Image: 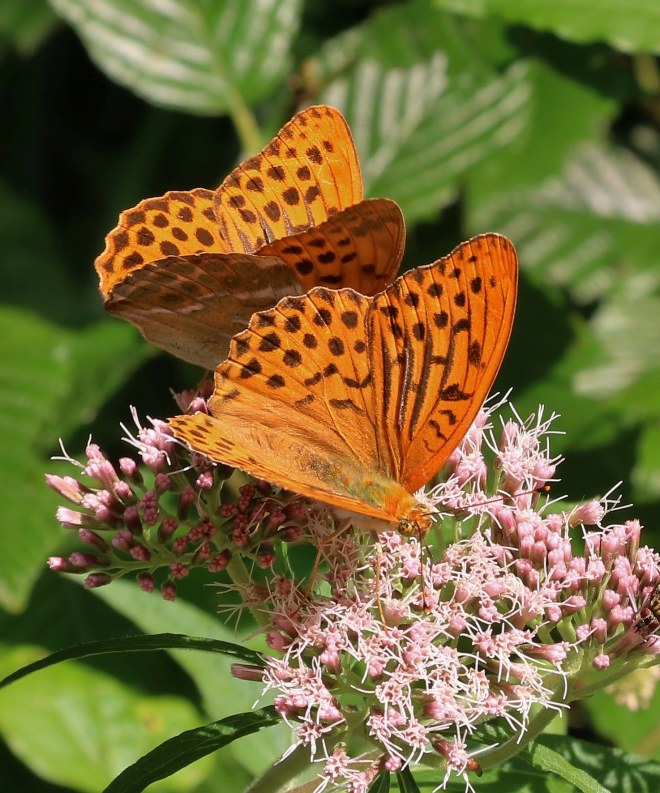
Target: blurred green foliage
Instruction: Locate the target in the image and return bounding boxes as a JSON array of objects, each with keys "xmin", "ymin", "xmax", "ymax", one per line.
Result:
[{"xmin": 2, "ymin": 0, "xmax": 660, "ymax": 790}]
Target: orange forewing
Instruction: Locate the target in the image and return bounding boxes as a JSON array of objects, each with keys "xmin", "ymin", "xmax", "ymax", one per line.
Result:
[
  {"xmin": 170, "ymin": 234, "xmax": 518, "ymax": 533},
  {"xmin": 214, "ymin": 105, "xmax": 363, "ymax": 253}
]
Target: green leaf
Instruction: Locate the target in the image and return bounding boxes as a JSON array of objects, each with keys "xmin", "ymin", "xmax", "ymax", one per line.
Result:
[
  {"xmin": 524, "ymin": 740, "xmax": 609, "ymax": 793},
  {"xmin": 317, "ymin": 1, "xmax": 533, "ymax": 225},
  {"xmin": 0, "ymin": 632, "xmax": 264, "ymax": 690},
  {"xmin": 633, "ymin": 418, "xmax": 660, "ymax": 501},
  {"xmin": 49, "ymin": 0, "xmax": 303, "ymax": 115},
  {"xmin": 582, "ymin": 684, "xmax": 660, "ymax": 760},
  {"xmin": 324, "ymin": 57, "xmax": 532, "ymax": 225},
  {"xmin": 0, "ymin": 0, "xmax": 57, "ymax": 53},
  {"xmin": 395, "ymin": 766, "xmax": 421, "ymax": 793},
  {"xmin": 0, "ymin": 645, "xmax": 208, "ymax": 792},
  {"xmin": 0, "ymin": 307, "xmax": 148, "ymax": 612},
  {"xmin": 103, "ymin": 706, "xmax": 280, "ymax": 793},
  {"xmin": 435, "ymin": 0, "xmax": 660, "ymax": 56},
  {"xmin": 473, "ymin": 143, "xmax": 660, "ymax": 303},
  {"xmin": 467, "ymin": 57, "xmax": 617, "ymax": 209},
  {"xmin": 413, "ymin": 760, "xmax": 573, "ymax": 792},
  {"xmin": 535, "ymin": 734, "xmax": 660, "ymax": 792},
  {"xmin": 572, "ymin": 293, "xmax": 660, "ymax": 400},
  {"xmin": 95, "ymin": 580, "xmax": 290, "ymax": 777},
  {"xmin": 368, "ymin": 771, "xmax": 391, "ymax": 792}
]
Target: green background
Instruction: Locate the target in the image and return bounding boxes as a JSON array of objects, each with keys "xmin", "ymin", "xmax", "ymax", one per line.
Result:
[{"xmin": 2, "ymin": 0, "xmax": 660, "ymax": 790}]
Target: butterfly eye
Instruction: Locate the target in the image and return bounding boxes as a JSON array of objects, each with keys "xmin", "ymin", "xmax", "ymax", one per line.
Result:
[{"xmin": 397, "ymin": 518, "xmax": 415, "ymax": 536}]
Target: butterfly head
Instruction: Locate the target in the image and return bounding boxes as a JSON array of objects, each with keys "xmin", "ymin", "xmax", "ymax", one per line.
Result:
[{"xmin": 397, "ymin": 507, "xmax": 432, "ymax": 538}]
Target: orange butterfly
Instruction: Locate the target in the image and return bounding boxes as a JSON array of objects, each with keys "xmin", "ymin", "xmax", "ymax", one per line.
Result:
[
  {"xmin": 169, "ymin": 234, "xmax": 518, "ymax": 537},
  {"xmin": 94, "ymin": 106, "xmax": 404, "ymax": 370}
]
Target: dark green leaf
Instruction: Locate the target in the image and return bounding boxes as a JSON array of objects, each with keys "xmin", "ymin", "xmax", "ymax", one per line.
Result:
[
  {"xmin": 0, "ymin": 0, "xmax": 57, "ymax": 53},
  {"xmin": 524, "ymin": 740, "xmax": 609, "ymax": 793},
  {"xmin": 95, "ymin": 581, "xmax": 290, "ymax": 778},
  {"xmin": 534, "ymin": 734, "xmax": 660, "ymax": 793},
  {"xmin": 0, "ymin": 307, "xmax": 149, "ymax": 612},
  {"xmin": 0, "ymin": 633, "xmax": 264, "ymax": 690},
  {"xmin": 396, "ymin": 766, "xmax": 421, "ymax": 793},
  {"xmin": 368, "ymin": 771, "xmax": 391, "ymax": 792},
  {"xmin": 103, "ymin": 706, "xmax": 280, "ymax": 793}
]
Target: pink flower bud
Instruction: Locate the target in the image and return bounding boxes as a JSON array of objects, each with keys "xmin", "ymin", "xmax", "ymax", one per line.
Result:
[
  {"xmin": 56, "ymin": 507, "xmax": 97, "ymax": 529},
  {"xmin": 123, "ymin": 505, "xmax": 143, "ymax": 533},
  {"xmin": 45, "ymin": 474, "xmax": 86, "ymax": 503},
  {"xmin": 196, "ymin": 471, "xmax": 214, "ymax": 490},
  {"xmin": 161, "ymin": 581, "xmax": 177, "ymax": 601},
  {"xmin": 155, "ymin": 473, "xmax": 171, "ymax": 493},
  {"xmin": 570, "ymin": 501, "xmax": 605, "ymax": 527},
  {"xmin": 48, "ymin": 556, "xmax": 76, "ymax": 573},
  {"xmin": 208, "ymin": 550, "xmax": 231, "ymax": 572},
  {"xmin": 69, "ymin": 552, "xmax": 109, "ymax": 569},
  {"xmin": 119, "ymin": 457, "xmax": 142, "ymax": 483},
  {"xmin": 231, "ymin": 664, "xmax": 265, "ymax": 682},
  {"xmin": 137, "ymin": 572, "xmax": 155, "ymax": 592},
  {"xmin": 130, "ymin": 544, "xmax": 151, "ymax": 561},
  {"xmin": 169, "ymin": 562, "xmax": 189, "ymax": 579},
  {"xmin": 267, "ymin": 632, "xmax": 291, "ymax": 651},
  {"xmin": 78, "ymin": 529, "xmax": 110, "ymax": 553},
  {"xmin": 158, "ymin": 517, "xmax": 178, "ymax": 542},
  {"xmin": 84, "ymin": 572, "xmax": 112, "ymax": 588}
]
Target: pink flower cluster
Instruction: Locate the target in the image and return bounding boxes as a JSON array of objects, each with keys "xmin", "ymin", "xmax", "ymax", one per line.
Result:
[
  {"xmin": 46, "ymin": 407, "xmax": 305, "ymax": 598},
  {"xmin": 46, "ymin": 396, "xmax": 660, "ymax": 791},
  {"xmin": 234, "ymin": 402, "xmax": 660, "ymax": 791}
]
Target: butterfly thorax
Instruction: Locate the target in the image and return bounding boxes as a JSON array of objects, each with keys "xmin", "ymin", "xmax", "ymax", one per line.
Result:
[{"xmin": 331, "ymin": 485, "xmax": 432, "ymax": 538}]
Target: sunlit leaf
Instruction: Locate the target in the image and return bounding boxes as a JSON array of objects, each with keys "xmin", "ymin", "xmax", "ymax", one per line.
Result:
[
  {"xmin": 49, "ymin": 0, "xmax": 302, "ymax": 114},
  {"xmin": 0, "ymin": 645, "xmax": 208, "ymax": 792},
  {"xmin": 434, "ymin": 0, "xmax": 660, "ymax": 55}
]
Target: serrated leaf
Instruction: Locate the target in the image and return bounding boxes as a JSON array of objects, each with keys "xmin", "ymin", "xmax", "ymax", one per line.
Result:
[
  {"xmin": 49, "ymin": 0, "xmax": 302, "ymax": 115},
  {"xmin": 0, "ymin": 645, "xmax": 207, "ymax": 792},
  {"xmin": 103, "ymin": 706, "xmax": 279, "ymax": 793},
  {"xmin": 0, "ymin": 633, "xmax": 263, "ymax": 690},
  {"xmin": 467, "ymin": 58, "xmax": 617, "ymax": 207},
  {"xmin": 323, "ymin": 58, "xmax": 531, "ymax": 224},
  {"xmin": 474, "ymin": 143, "xmax": 660, "ymax": 304},
  {"xmin": 573, "ymin": 294, "xmax": 660, "ymax": 399},
  {"xmin": 311, "ymin": 0, "xmax": 533, "ymax": 225},
  {"xmin": 435, "ymin": 0, "xmax": 660, "ymax": 56},
  {"xmin": 0, "ymin": 308, "xmax": 148, "ymax": 612}
]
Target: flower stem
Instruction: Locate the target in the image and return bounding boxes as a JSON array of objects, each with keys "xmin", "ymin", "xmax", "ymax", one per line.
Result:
[
  {"xmin": 477, "ymin": 683, "xmax": 568, "ymax": 770},
  {"xmin": 225, "ymin": 84, "xmax": 264, "ymax": 154},
  {"xmin": 243, "ymin": 743, "xmax": 316, "ymax": 793},
  {"xmin": 226, "ymin": 553, "xmax": 271, "ymax": 628}
]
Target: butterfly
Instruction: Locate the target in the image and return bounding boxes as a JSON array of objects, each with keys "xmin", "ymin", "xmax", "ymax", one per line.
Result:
[
  {"xmin": 169, "ymin": 233, "xmax": 518, "ymax": 537},
  {"xmin": 636, "ymin": 582, "xmax": 660, "ymax": 637},
  {"xmin": 94, "ymin": 105, "xmax": 404, "ymax": 370}
]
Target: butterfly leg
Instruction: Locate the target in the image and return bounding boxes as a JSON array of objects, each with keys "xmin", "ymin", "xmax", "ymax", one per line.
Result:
[{"xmin": 297, "ymin": 517, "xmax": 354, "ymax": 608}]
